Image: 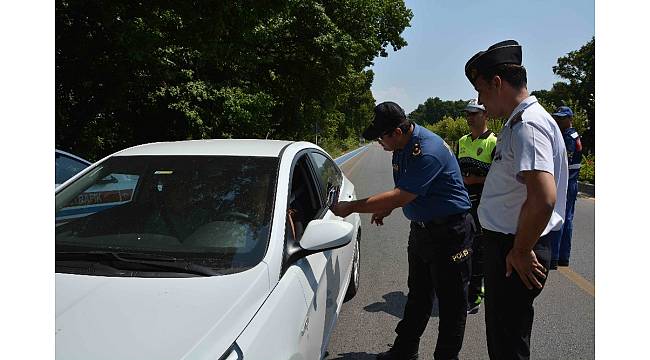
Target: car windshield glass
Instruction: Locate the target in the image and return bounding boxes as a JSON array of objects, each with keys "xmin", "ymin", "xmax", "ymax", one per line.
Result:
[{"xmin": 55, "ymin": 155, "xmax": 279, "ymax": 276}]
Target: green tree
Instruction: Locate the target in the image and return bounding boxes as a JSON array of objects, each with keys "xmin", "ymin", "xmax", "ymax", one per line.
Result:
[
  {"xmin": 532, "ymin": 37, "xmax": 594, "ymax": 154},
  {"xmin": 56, "ymin": 0, "xmax": 413, "ymax": 160},
  {"xmin": 409, "ymin": 97, "xmax": 468, "ymax": 125},
  {"xmin": 553, "ymin": 37, "xmax": 594, "ymax": 153}
]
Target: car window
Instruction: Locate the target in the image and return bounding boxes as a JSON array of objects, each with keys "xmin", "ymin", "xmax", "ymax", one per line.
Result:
[
  {"xmin": 309, "ymin": 152, "xmax": 342, "ymax": 207},
  {"xmin": 286, "ymin": 154, "xmax": 322, "ymax": 242},
  {"xmin": 55, "ymin": 153, "xmax": 90, "ymax": 185},
  {"xmin": 55, "ymin": 155, "xmax": 279, "ymax": 275}
]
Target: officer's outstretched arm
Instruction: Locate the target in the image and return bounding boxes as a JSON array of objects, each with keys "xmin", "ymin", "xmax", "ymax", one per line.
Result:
[{"xmin": 330, "ymin": 188, "xmax": 416, "ymax": 218}]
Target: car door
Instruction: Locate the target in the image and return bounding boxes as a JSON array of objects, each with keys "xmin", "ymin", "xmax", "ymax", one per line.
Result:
[
  {"xmin": 308, "ymin": 151, "xmax": 353, "ymax": 297},
  {"xmin": 306, "ymin": 150, "xmax": 355, "ymax": 352},
  {"xmin": 284, "ymin": 151, "xmax": 338, "ymax": 358}
]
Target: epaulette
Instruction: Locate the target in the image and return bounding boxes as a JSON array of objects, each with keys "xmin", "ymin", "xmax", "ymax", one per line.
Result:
[
  {"xmin": 509, "ymin": 110, "xmax": 524, "ymax": 128},
  {"xmin": 412, "ymin": 142, "xmax": 422, "ymax": 157}
]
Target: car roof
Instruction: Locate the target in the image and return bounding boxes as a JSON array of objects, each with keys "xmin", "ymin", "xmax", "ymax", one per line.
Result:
[
  {"xmin": 55, "ymin": 149, "xmax": 91, "ymax": 165},
  {"xmin": 112, "ymin": 139, "xmax": 295, "ymax": 158}
]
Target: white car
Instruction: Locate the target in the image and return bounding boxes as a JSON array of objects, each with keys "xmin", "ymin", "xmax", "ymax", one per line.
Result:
[
  {"xmin": 55, "ymin": 149, "xmax": 91, "ymax": 188},
  {"xmin": 55, "ymin": 139, "xmax": 362, "ymax": 360}
]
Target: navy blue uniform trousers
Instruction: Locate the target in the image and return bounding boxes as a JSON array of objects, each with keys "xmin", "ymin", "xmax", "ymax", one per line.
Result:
[{"xmin": 394, "ymin": 212, "xmax": 473, "ymax": 360}]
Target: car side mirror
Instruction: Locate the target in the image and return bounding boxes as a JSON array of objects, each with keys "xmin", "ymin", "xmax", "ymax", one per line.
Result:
[
  {"xmin": 282, "ymin": 219, "xmax": 354, "ymax": 272},
  {"xmin": 300, "ymin": 219, "xmax": 354, "ymax": 251}
]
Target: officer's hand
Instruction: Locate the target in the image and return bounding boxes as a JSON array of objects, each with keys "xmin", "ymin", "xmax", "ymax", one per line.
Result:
[
  {"xmin": 505, "ymin": 248, "xmax": 547, "ymax": 290},
  {"xmin": 330, "ymin": 201, "xmax": 353, "ymax": 218},
  {"xmin": 371, "ymin": 209, "xmax": 392, "ymax": 226}
]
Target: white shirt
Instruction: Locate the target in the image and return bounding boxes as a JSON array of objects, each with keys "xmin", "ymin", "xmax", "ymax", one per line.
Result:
[{"xmin": 478, "ymin": 96, "xmax": 568, "ymax": 236}]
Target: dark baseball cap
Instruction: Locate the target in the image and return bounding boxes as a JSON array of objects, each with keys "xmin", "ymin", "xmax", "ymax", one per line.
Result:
[{"xmin": 362, "ymin": 101, "xmax": 407, "ymax": 140}]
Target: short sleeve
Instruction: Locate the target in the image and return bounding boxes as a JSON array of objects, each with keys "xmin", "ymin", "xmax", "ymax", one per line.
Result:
[
  {"xmin": 396, "ymin": 155, "xmax": 443, "ymax": 196},
  {"xmin": 512, "ymin": 122, "xmax": 554, "ymax": 183}
]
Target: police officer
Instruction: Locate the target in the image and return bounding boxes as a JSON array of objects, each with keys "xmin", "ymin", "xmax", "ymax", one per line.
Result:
[
  {"xmin": 331, "ymin": 101, "xmax": 473, "ymax": 360},
  {"xmin": 456, "ymin": 99, "xmax": 497, "ymax": 314},
  {"xmin": 465, "ymin": 40, "xmax": 568, "ymax": 360},
  {"xmin": 549, "ymin": 106, "xmax": 582, "ymax": 269}
]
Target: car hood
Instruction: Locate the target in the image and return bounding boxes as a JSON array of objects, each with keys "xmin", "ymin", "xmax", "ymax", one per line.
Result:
[{"xmin": 55, "ymin": 262, "xmax": 270, "ymax": 360}]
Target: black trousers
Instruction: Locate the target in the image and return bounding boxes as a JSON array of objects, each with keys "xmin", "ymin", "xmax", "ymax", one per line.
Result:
[
  {"xmin": 394, "ymin": 212, "xmax": 474, "ymax": 360},
  {"xmin": 483, "ymin": 229, "xmax": 553, "ymax": 360}
]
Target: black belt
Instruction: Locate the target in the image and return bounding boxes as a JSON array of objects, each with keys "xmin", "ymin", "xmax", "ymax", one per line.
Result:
[{"xmin": 414, "ymin": 212, "xmax": 468, "ymax": 227}]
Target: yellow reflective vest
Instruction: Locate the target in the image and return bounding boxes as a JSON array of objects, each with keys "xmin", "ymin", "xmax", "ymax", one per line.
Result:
[{"xmin": 456, "ymin": 131, "xmax": 497, "ymax": 177}]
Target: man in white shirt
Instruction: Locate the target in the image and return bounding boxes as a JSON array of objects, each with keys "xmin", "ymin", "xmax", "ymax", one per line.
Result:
[{"xmin": 464, "ymin": 40, "xmax": 568, "ymax": 360}]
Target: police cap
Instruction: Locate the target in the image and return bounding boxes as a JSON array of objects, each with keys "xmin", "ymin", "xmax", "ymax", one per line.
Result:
[
  {"xmin": 362, "ymin": 101, "xmax": 407, "ymax": 140},
  {"xmin": 465, "ymin": 40, "xmax": 522, "ymax": 85},
  {"xmin": 552, "ymin": 106, "xmax": 574, "ymax": 117}
]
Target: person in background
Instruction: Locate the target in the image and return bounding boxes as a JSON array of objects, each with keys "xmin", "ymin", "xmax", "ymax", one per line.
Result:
[{"xmin": 549, "ymin": 106, "xmax": 582, "ymax": 269}]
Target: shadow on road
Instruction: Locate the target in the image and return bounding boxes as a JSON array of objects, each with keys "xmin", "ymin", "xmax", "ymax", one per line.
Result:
[
  {"xmin": 363, "ymin": 291, "xmax": 439, "ymax": 318},
  {"xmin": 326, "ymin": 351, "xmax": 377, "ymax": 360}
]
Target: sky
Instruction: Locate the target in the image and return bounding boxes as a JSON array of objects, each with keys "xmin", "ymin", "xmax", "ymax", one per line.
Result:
[{"xmin": 370, "ymin": 0, "xmax": 595, "ymax": 113}]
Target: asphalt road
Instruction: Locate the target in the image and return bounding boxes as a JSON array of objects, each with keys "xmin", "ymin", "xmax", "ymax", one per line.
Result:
[{"xmin": 326, "ymin": 143, "xmax": 595, "ymax": 360}]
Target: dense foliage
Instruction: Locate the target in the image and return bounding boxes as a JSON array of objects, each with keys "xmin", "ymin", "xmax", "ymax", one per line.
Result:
[
  {"xmin": 532, "ymin": 37, "xmax": 594, "ymax": 154},
  {"xmin": 579, "ymin": 153, "xmax": 594, "ymax": 184},
  {"xmin": 56, "ymin": 0, "xmax": 413, "ymax": 160},
  {"xmin": 424, "ymin": 116, "xmax": 505, "ymax": 151},
  {"xmin": 408, "ymin": 97, "xmax": 468, "ymax": 125},
  {"xmin": 426, "ymin": 115, "xmax": 594, "ymax": 184}
]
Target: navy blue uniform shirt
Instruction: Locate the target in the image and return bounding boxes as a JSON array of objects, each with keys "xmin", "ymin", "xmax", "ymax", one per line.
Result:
[
  {"xmin": 563, "ymin": 127, "xmax": 583, "ymax": 182},
  {"xmin": 392, "ymin": 124, "xmax": 471, "ymax": 222}
]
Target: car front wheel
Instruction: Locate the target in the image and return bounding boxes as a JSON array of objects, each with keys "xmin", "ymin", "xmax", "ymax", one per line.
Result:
[{"xmin": 344, "ymin": 229, "xmax": 361, "ymax": 302}]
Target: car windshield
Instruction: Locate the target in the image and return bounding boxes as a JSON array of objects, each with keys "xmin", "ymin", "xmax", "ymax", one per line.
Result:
[{"xmin": 55, "ymin": 155, "xmax": 279, "ymax": 276}]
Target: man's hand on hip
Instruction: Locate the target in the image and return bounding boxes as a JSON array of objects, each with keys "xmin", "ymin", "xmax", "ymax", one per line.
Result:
[{"xmin": 505, "ymin": 248, "xmax": 547, "ymax": 290}]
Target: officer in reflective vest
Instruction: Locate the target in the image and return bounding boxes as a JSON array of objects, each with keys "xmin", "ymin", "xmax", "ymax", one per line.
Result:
[
  {"xmin": 456, "ymin": 99, "xmax": 497, "ymax": 314},
  {"xmin": 549, "ymin": 106, "xmax": 582, "ymax": 269}
]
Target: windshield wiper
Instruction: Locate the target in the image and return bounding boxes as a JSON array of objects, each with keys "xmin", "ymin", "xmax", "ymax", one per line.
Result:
[{"xmin": 56, "ymin": 251, "xmax": 219, "ymax": 276}]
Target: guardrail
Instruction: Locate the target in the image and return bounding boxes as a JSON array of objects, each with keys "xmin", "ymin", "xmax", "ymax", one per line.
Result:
[{"xmin": 334, "ymin": 145, "xmax": 369, "ymax": 166}]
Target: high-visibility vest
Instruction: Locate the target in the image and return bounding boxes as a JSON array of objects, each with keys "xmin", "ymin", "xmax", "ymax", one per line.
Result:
[{"xmin": 457, "ymin": 131, "xmax": 497, "ymax": 176}]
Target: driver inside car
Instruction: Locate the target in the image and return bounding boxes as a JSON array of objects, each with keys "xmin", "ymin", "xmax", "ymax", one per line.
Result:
[{"xmin": 143, "ymin": 175, "xmax": 210, "ymax": 242}]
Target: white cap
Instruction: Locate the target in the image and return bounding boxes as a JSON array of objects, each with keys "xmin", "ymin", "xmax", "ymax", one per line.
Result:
[{"xmin": 464, "ymin": 99, "xmax": 485, "ymax": 112}]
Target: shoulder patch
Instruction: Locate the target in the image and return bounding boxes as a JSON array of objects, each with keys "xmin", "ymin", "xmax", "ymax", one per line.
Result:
[{"xmin": 570, "ymin": 132, "xmax": 579, "ymax": 139}]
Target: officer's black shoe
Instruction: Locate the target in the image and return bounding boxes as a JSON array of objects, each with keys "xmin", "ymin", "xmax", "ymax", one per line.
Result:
[
  {"xmin": 558, "ymin": 259, "xmax": 569, "ymax": 267},
  {"xmin": 376, "ymin": 339, "xmax": 419, "ymax": 360},
  {"xmin": 549, "ymin": 259, "xmax": 558, "ymax": 270},
  {"xmin": 376, "ymin": 348, "xmax": 419, "ymax": 360}
]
